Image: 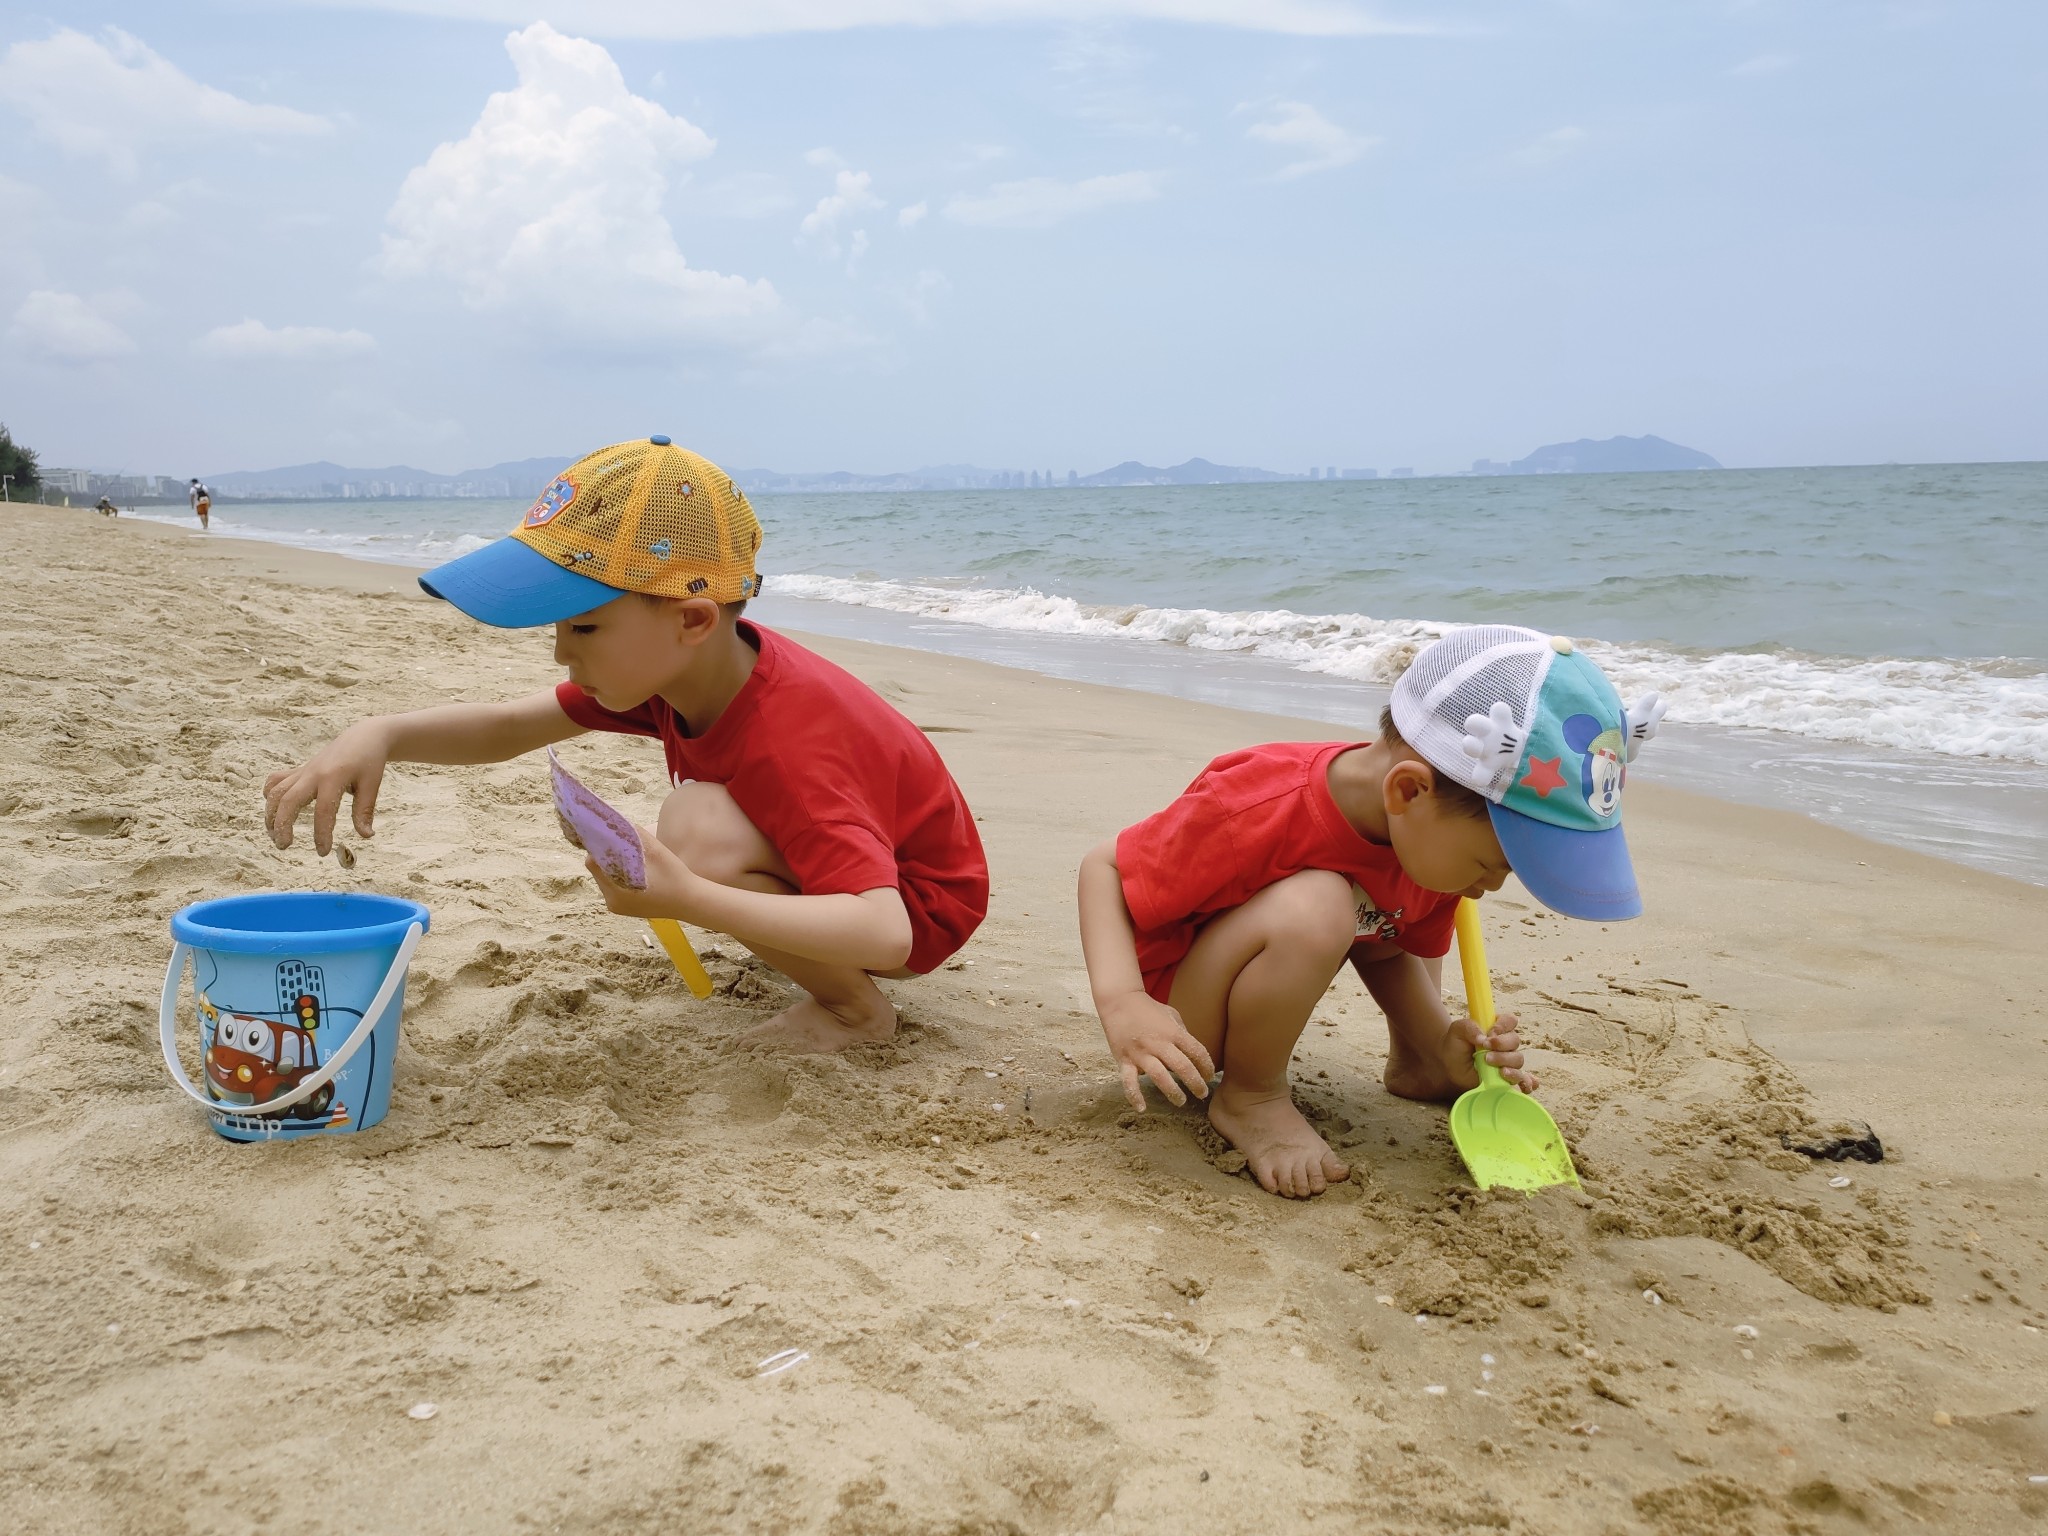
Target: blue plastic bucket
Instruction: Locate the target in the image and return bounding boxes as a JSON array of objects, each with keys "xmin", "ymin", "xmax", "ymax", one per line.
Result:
[{"xmin": 158, "ymin": 893, "xmax": 429, "ymax": 1143}]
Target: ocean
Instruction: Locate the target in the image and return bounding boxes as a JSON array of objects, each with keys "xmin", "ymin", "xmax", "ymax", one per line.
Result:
[{"xmin": 130, "ymin": 462, "xmax": 2048, "ymax": 885}]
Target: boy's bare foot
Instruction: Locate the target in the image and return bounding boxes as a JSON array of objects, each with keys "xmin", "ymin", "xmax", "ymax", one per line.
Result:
[
  {"xmin": 1207, "ymin": 1081, "xmax": 1348, "ymax": 1198},
  {"xmin": 1383, "ymin": 1017, "xmax": 1535, "ymax": 1102},
  {"xmin": 1382, "ymin": 1030, "xmax": 1474, "ymax": 1102},
  {"xmin": 743, "ymin": 991, "xmax": 897, "ymax": 1054}
]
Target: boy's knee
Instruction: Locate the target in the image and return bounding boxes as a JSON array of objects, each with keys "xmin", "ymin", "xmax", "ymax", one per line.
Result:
[
  {"xmin": 1263, "ymin": 870, "xmax": 1357, "ymax": 959},
  {"xmin": 656, "ymin": 780, "xmax": 762, "ymax": 884}
]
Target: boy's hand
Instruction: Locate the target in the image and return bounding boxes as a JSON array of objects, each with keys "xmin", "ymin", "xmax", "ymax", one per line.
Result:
[
  {"xmin": 1099, "ymin": 992, "xmax": 1217, "ymax": 1112},
  {"xmin": 1449, "ymin": 1011, "xmax": 1538, "ymax": 1094},
  {"xmin": 263, "ymin": 721, "xmax": 392, "ymax": 856},
  {"xmin": 582, "ymin": 824, "xmax": 701, "ymax": 921}
]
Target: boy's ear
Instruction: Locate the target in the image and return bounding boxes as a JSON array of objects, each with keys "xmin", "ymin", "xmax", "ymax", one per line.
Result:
[
  {"xmin": 1382, "ymin": 758, "xmax": 1435, "ymax": 818},
  {"xmin": 669, "ymin": 595, "xmax": 725, "ymax": 643}
]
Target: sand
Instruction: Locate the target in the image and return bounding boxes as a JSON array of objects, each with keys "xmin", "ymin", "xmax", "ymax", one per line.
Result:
[{"xmin": 2, "ymin": 503, "xmax": 2046, "ymax": 1535}]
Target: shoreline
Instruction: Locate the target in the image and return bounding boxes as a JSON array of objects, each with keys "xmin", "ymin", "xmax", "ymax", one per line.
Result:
[
  {"xmin": 102, "ymin": 504, "xmax": 2048, "ymax": 887},
  {"xmin": 30, "ymin": 503, "xmax": 2048, "ymax": 1130},
  {"xmin": 5, "ymin": 502, "xmax": 2048, "ymax": 1531}
]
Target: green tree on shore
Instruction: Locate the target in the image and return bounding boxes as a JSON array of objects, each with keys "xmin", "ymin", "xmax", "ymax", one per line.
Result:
[{"xmin": 0, "ymin": 423, "xmax": 40, "ymax": 496}]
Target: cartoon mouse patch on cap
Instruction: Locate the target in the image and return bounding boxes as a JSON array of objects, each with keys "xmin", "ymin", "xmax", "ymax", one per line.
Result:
[
  {"xmin": 1562, "ymin": 693, "xmax": 1669, "ymax": 820},
  {"xmin": 1563, "ymin": 715, "xmax": 1626, "ymax": 818}
]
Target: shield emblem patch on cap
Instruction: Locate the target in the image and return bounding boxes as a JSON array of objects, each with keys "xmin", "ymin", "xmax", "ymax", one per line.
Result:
[{"xmin": 524, "ymin": 476, "xmax": 576, "ymax": 528}]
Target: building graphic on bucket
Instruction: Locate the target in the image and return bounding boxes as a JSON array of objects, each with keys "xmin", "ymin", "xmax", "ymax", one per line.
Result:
[{"xmin": 199, "ymin": 958, "xmax": 352, "ymax": 1131}]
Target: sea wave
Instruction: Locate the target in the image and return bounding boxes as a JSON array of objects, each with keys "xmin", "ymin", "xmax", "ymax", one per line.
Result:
[
  {"xmin": 767, "ymin": 573, "xmax": 2048, "ymax": 766},
  {"xmin": 126, "ymin": 510, "xmax": 496, "ymax": 565}
]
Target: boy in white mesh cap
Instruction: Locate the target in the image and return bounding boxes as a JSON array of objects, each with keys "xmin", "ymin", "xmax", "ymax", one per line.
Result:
[{"xmin": 1077, "ymin": 625, "xmax": 1664, "ymax": 1197}]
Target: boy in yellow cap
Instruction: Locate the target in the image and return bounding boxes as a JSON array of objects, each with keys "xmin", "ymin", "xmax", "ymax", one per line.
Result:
[{"xmin": 263, "ymin": 436, "xmax": 989, "ymax": 1052}]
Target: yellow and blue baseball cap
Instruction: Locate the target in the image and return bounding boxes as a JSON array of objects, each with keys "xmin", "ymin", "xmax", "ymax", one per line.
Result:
[
  {"xmin": 1390, "ymin": 625, "xmax": 1666, "ymax": 920},
  {"xmin": 419, "ymin": 436, "xmax": 764, "ymax": 627}
]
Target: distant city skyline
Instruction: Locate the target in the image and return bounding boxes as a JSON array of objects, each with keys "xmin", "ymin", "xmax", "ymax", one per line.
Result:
[{"xmin": 4, "ymin": 3, "xmax": 2044, "ymax": 476}]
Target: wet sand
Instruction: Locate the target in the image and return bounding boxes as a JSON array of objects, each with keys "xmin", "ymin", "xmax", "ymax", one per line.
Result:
[{"xmin": 3, "ymin": 505, "xmax": 2045, "ymax": 1534}]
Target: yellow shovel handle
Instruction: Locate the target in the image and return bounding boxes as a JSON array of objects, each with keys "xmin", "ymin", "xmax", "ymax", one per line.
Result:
[
  {"xmin": 1454, "ymin": 898, "xmax": 1509, "ymax": 1090},
  {"xmin": 648, "ymin": 919, "xmax": 714, "ymax": 999},
  {"xmin": 1454, "ymin": 899, "xmax": 1495, "ymax": 1028}
]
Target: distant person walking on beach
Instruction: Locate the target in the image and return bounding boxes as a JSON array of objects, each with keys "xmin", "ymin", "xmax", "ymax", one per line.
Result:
[
  {"xmin": 188, "ymin": 478, "xmax": 211, "ymax": 530},
  {"xmin": 94, "ymin": 496, "xmax": 119, "ymax": 517}
]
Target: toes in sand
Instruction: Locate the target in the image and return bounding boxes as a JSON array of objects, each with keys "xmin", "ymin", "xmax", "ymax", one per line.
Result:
[{"xmin": 1208, "ymin": 1083, "xmax": 1349, "ymax": 1198}]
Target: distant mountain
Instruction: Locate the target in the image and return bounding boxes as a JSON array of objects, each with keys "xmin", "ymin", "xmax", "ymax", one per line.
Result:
[
  {"xmin": 733, "ymin": 467, "xmax": 955, "ymax": 493},
  {"xmin": 1472, "ymin": 435, "xmax": 1721, "ymax": 476},
  {"xmin": 196, "ymin": 452, "xmax": 1322, "ymax": 499},
  {"xmin": 202, "ymin": 456, "xmax": 574, "ymax": 499},
  {"xmin": 737, "ymin": 457, "xmax": 1308, "ymax": 492},
  {"xmin": 1075, "ymin": 457, "xmax": 1292, "ymax": 487}
]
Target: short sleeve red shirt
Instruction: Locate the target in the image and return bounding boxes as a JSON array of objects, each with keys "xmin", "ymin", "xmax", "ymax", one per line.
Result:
[
  {"xmin": 1115, "ymin": 741, "xmax": 1459, "ymax": 998},
  {"xmin": 554, "ymin": 622, "xmax": 987, "ymax": 974}
]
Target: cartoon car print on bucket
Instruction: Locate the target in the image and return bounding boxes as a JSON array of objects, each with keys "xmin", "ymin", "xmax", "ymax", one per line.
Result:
[{"xmin": 199, "ymin": 991, "xmax": 340, "ymax": 1121}]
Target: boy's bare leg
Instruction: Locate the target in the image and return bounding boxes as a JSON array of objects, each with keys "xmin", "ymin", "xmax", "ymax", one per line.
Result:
[
  {"xmin": 654, "ymin": 782, "xmax": 898, "ymax": 1053},
  {"xmin": 1168, "ymin": 870, "xmax": 1358, "ymax": 1197},
  {"xmin": 1362, "ymin": 950, "xmax": 1491, "ymax": 1101}
]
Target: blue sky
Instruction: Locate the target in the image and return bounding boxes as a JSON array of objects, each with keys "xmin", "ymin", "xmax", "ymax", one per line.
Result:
[{"xmin": 3, "ymin": 1, "xmax": 2043, "ymax": 478}]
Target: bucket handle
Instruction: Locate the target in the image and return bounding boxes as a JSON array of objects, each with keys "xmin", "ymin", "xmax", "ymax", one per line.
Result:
[{"xmin": 158, "ymin": 922, "xmax": 424, "ymax": 1119}]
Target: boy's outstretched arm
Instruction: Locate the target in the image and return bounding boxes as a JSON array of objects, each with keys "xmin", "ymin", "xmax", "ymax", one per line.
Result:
[
  {"xmin": 587, "ymin": 837, "xmax": 915, "ymax": 973},
  {"xmin": 264, "ymin": 688, "xmax": 584, "ymax": 855},
  {"xmin": 1077, "ymin": 839, "xmax": 1216, "ymax": 1111}
]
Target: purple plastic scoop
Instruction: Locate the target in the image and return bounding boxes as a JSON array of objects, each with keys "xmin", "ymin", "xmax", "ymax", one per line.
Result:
[{"xmin": 548, "ymin": 747, "xmax": 646, "ymax": 889}]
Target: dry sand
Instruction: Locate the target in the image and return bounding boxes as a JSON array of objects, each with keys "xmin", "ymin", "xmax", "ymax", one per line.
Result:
[{"xmin": 3, "ymin": 504, "xmax": 2046, "ymax": 1535}]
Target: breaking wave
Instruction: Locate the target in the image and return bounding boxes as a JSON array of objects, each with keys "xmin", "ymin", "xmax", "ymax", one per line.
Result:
[{"xmin": 767, "ymin": 573, "xmax": 2048, "ymax": 766}]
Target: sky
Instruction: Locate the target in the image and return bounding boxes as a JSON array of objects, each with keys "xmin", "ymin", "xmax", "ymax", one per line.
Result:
[{"xmin": 2, "ymin": 0, "xmax": 2044, "ymax": 479}]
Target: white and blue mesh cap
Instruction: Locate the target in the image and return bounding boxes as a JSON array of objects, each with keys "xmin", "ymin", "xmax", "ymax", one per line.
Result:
[{"xmin": 1389, "ymin": 625, "xmax": 1557, "ymax": 804}]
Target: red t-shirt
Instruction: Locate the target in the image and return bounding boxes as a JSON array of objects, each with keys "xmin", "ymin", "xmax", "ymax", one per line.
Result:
[
  {"xmin": 554, "ymin": 622, "xmax": 987, "ymax": 974},
  {"xmin": 1116, "ymin": 741, "xmax": 1459, "ymax": 1000}
]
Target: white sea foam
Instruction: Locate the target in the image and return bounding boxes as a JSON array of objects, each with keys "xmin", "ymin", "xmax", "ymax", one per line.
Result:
[
  {"xmin": 768, "ymin": 573, "xmax": 2048, "ymax": 766},
  {"xmin": 127, "ymin": 510, "xmax": 495, "ymax": 565}
]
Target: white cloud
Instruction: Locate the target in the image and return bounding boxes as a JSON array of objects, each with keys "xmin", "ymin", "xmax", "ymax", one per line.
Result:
[
  {"xmin": 799, "ymin": 169, "xmax": 884, "ymax": 258},
  {"xmin": 1051, "ymin": 23, "xmax": 1190, "ymax": 141},
  {"xmin": 944, "ymin": 171, "xmax": 1162, "ymax": 228},
  {"xmin": 1245, "ymin": 102, "xmax": 1376, "ymax": 179},
  {"xmin": 847, "ymin": 229, "xmax": 871, "ymax": 273},
  {"xmin": 1730, "ymin": 53, "xmax": 1794, "ymax": 76},
  {"xmin": 196, "ymin": 319, "xmax": 378, "ymax": 360},
  {"xmin": 898, "ymin": 268, "xmax": 951, "ymax": 327},
  {"xmin": 8, "ymin": 290, "xmax": 137, "ymax": 362},
  {"xmin": 698, "ymin": 172, "xmax": 795, "ymax": 218},
  {"xmin": 243, "ymin": 2, "xmax": 1440, "ymax": 41},
  {"xmin": 1509, "ymin": 125, "xmax": 1587, "ymax": 168},
  {"xmin": 898, "ymin": 200, "xmax": 929, "ymax": 229},
  {"xmin": 377, "ymin": 22, "xmax": 799, "ymax": 355},
  {"xmin": 0, "ymin": 28, "xmax": 329, "ymax": 175}
]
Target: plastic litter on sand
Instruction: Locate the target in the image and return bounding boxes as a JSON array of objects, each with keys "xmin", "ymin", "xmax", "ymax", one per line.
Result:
[
  {"xmin": 756, "ymin": 1349, "xmax": 810, "ymax": 1378},
  {"xmin": 1829, "ymin": 1175, "xmax": 1853, "ymax": 1188},
  {"xmin": 407, "ymin": 1403, "xmax": 438, "ymax": 1420},
  {"xmin": 1734, "ymin": 1325, "xmax": 1759, "ymax": 1340}
]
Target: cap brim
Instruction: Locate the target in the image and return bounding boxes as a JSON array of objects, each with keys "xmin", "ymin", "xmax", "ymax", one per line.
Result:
[
  {"xmin": 1487, "ymin": 802, "xmax": 1642, "ymax": 921},
  {"xmin": 418, "ymin": 537, "xmax": 625, "ymax": 628}
]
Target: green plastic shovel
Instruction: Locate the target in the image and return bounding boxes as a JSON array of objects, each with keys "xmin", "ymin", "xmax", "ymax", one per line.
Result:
[{"xmin": 1448, "ymin": 898, "xmax": 1580, "ymax": 1192}]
